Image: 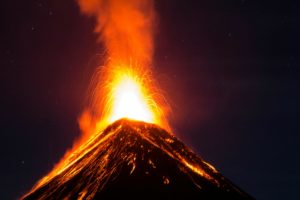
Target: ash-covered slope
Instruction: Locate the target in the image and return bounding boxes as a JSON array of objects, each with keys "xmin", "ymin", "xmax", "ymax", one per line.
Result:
[{"xmin": 23, "ymin": 119, "xmax": 253, "ymax": 200}]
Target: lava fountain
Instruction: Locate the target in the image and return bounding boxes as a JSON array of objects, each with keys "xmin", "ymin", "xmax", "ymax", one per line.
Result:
[{"xmin": 77, "ymin": 0, "xmax": 170, "ymax": 136}]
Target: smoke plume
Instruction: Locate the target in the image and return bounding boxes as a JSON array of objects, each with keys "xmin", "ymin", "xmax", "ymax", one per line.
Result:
[{"xmin": 77, "ymin": 0, "xmax": 155, "ymax": 66}]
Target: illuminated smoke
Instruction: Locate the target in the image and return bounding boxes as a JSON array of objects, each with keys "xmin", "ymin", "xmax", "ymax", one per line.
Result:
[
  {"xmin": 77, "ymin": 0, "xmax": 156, "ymax": 66},
  {"xmin": 77, "ymin": 0, "xmax": 170, "ymax": 136}
]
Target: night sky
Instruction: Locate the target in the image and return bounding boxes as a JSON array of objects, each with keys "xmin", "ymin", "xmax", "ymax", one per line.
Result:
[{"xmin": 1, "ymin": 0, "xmax": 299, "ymax": 199}]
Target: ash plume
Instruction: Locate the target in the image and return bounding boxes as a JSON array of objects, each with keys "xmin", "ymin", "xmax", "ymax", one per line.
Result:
[{"xmin": 77, "ymin": 0, "xmax": 155, "ymax": 66}]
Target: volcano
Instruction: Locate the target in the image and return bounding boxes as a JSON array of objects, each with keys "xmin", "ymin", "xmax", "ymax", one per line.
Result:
[{"xmin": 23, "ymin": 119, "xmax": 253, "ymax": 199}]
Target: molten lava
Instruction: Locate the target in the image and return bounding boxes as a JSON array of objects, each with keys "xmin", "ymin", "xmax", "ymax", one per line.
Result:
[
  {"xmin": 79, "ymin": 65, "xmax": 170, "ymax": 138},
  {"xmin": 109, "ymin": 72, "xmax": 154, "ymax": 123}
]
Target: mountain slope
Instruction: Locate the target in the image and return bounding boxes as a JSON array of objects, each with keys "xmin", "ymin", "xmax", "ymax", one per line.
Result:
[{"xmin": 23, "ymin": 118, "xmax": 253, "ymax": 199}]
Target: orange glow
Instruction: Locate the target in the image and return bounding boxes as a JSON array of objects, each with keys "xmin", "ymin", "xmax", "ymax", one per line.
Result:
[
  {"xmin": 80, "ymin": 65, "xmax": 170, "ymax": 136},
  {"xmin": 109, "ymin": 73, "xmax": 154, "ymax": 123}
]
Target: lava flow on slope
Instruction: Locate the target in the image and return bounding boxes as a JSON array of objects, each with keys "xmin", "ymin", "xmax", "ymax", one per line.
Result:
[{"xmin": 23, "ymin": 118, "xmax": 253, "ymax": 200}]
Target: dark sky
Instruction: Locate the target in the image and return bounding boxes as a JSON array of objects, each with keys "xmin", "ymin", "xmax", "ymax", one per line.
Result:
[{"xmin": 1, "ymin": 0, "xmax": 299, "ymax": 199}]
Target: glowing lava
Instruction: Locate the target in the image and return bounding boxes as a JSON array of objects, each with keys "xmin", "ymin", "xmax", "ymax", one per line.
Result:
[
  {"xmin": 78, "ymin": 65, "xmax": 170, "ymax": 138},
  {"xmin": 109, "ymin": 73, "xmax": 154, "ymax": 123}
]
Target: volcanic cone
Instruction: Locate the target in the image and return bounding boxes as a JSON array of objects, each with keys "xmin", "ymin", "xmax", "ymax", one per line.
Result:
[{"xmin": 23, "ymin": 119, "xmax": 253, "ymax": 200}]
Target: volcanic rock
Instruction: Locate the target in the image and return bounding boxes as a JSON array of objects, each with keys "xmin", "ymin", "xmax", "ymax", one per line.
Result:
[{"xmin": 23, "ymin": 118, "xmax": 253, "ymax": 199}]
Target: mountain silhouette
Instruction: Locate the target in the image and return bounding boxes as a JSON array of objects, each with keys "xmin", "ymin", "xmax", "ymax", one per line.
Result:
[{"xmin": 23, "ymin": 118, "xmax": 253, "ymax": 199}]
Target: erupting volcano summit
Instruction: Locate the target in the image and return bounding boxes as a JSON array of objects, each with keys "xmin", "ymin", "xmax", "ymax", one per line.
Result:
[
  {"xmin": 22, "ymin": 0, "xmax": 254, "ymax": 199},
  {"xmin": 23, "ymin": 119, "xmax": 253, "ymax": 200}
]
